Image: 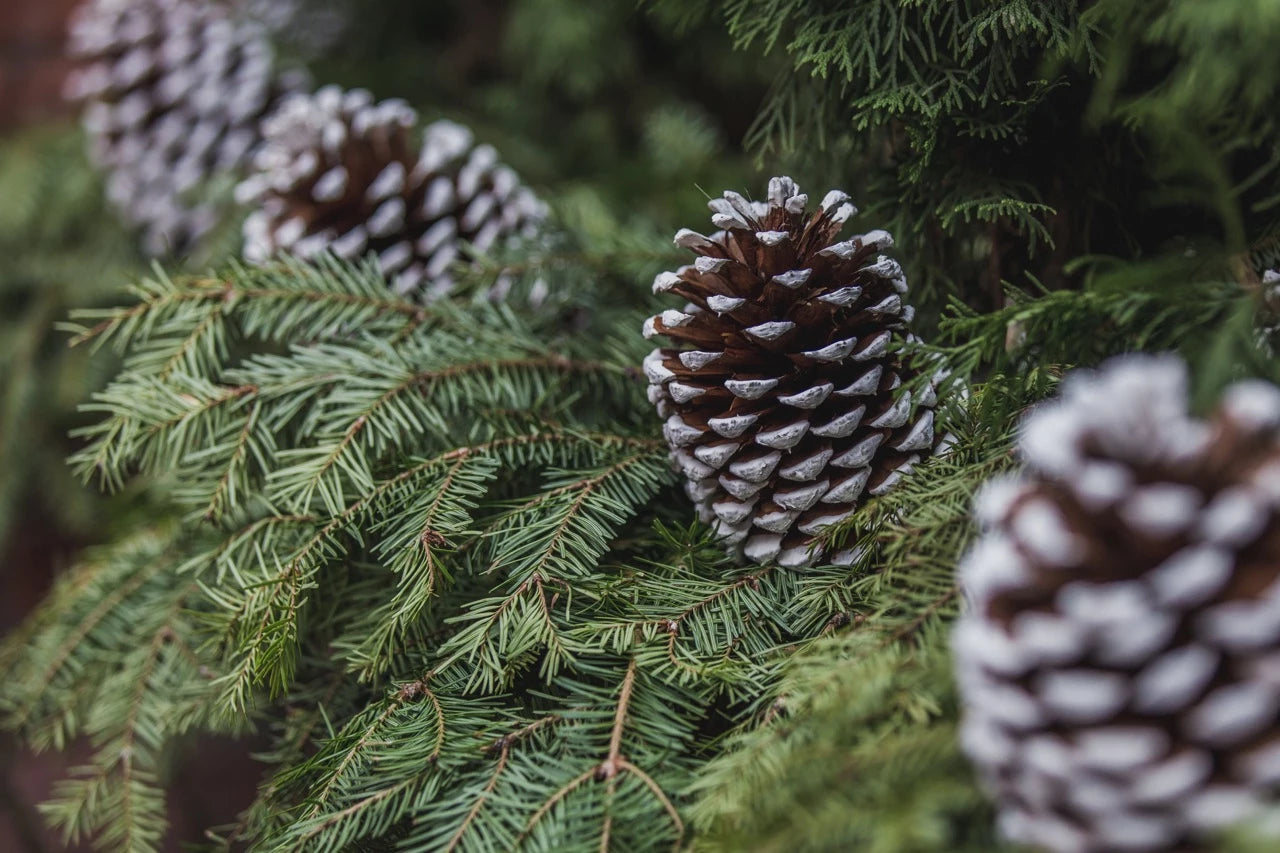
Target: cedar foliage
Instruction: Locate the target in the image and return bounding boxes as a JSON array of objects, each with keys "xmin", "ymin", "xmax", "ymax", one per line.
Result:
[{"xmin": 4, "ymin": 1, "xmax": 1280, "ymax": 851}]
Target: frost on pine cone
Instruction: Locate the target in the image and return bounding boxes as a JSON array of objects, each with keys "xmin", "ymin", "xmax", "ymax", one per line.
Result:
[
  {"xmin": 64, "ymin": 0, "xmax": 302, "ymax": 255},
  {"xmin": 643, "ymin": 177, "xmax": 940, "ymax": 567},
  {"xmin": 237, "ymin": 86, "xmax": 547, "ymax": 300},
  {"xmin": 956, "ymin": 355, "xmax": 1280, "ymax": 853}
]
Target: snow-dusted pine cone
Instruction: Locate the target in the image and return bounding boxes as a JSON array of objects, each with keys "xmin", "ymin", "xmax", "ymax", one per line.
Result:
[
  {"xmin": 65, "ymin": 0, "xmax": 302, "ymax": 255},
  {"xmin": 643, "ymin": 177, "xmax": 942, "ymax": 567},
  {"xmin": 956, "ymin": 355, "xmax": 1280, "ymax": 852},
  {"xmin": 237, "ymin": 86, "xmax": 546, "ymax": 300}
]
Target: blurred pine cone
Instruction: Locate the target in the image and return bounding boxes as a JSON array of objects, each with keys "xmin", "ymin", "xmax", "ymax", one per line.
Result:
[
  {"xmin": 643, "ymin": 177, "xmax": 942, "ymax": 567},
  {"xmin": 65, "ymin": 0, "xmax": 304, "ymax": 256},
  {"xmin": 237, "ymin": 85, "xmax": 547, "ymax": 300},
  {"xmin": 956, "ymin": 355, "xmax": 1280, "ymax": 852}
]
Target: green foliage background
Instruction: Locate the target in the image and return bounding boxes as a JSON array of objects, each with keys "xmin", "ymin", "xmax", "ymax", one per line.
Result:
[{"xmin": 3, "ymin": 1, "xmax": 1280, "ymax": 850}]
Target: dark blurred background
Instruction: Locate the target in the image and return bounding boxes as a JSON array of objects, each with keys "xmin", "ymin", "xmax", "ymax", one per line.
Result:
[{"xmin": 2, "ymin": 4, "xmax": 93, "ymax": 850}]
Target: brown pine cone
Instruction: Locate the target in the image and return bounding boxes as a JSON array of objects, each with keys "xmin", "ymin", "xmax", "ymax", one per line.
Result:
[
  {"xmin": 237, "ymin": 86, "xmax": 546, "ymax": 301},
  {"xmin": 65, "ymin": 0, "xmax": 303, "ymax": 255},
  {"xmin": 643, "ymin": 177, "xmax": 942, "ymax": 567},
  {"xmin": 956, "ymin": 355, "xmax": 1280, "ymax": 852}
]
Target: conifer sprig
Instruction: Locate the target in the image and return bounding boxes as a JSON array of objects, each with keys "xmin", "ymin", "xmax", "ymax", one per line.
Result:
[{"xmin": 11, "ymin": 257, "xmax": 886, "ymax": 850}]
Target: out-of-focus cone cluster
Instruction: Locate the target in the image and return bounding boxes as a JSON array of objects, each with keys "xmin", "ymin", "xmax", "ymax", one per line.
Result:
[
  {"xmin": 237, "ymin": 85, "xmax": 546, "ymax": 300},
  {"xmin": 956, "ymin": 355, "xmax": 1280, "ymax": 852},
  {"xmin": 65, "ymin": 0, "xmax": 304, "ymax": 255}
]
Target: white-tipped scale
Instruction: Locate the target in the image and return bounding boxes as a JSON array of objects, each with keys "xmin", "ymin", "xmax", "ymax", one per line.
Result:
[
  {"xmin": 822, "ymin": 468, "xmax": 871, "ymax": 504},
  {"xmin": 778, "ymin": 383, "xmax": 834, "ymax": 409},
  {"xmin": 744, "ymin": 321, "xmax": 796, "ymax": 342},
  {"xmin": 744, "ymin": 534, "xmax": 783, "ymax": 563},
  {"xmin": 693, "ymin": 443, "xmax": 741, "ymax": 469},
  {"xmin": 663, "ymin": 415, "xmax": 704, "ymax": 447},
  {"xmin": 711, "ymin": 212, "xmax": 748, "ymax": 230},
  {"xmin": 817, "ymin": 241, "xmax": 856, "ymax": 260},
  {"xmin": 852, "ymin": 330, "xmax": 891, "ymax": 361},
  {"xmin": 810, "ymin": 406, "xmax": 866, "ymax": 438},
  {"xmin": 674, "ymin": 228, "xmax": 716, "ymax": 250},
  {"xmin": 835, "ymin": 366, "xmax": 883, "ymax": 397},
  {"xmin": 725, "ymin": 378, "xmax": 780, "ymax": 400},
  {"xmin": 330, "ymin": 226, "xmax": 368, "ymax": 258},
  {"xmin": 377, "ymin": 241, "xmax": 413, "ymax": 273},
  {"xmin": 754, "ymin": 509, "xmax": 800, "ymax": 533},
  {"xmin": 894, "ymin": 410, "xmax": 935, "ymax": 451},
  {"xmin": 653, "ymin": 271, "xmax": 682, "ymax": 293},
  {"xmin": 778, "ymin": 448, "xmax": 834, "ymax": 482},
  {"xmin": 422, "ymin": 177, "xmax": 454, "ymax": 218},
  {"xmin": 867, "ymin": 294, "xmax": 902, "ymax": 316},
  {"xmin": 712, "ymin": 499, "xmax": 755, "ymax": 525},
  {"xmin": 416, "ymin": 217, "xmax": 456, "ymax": 256},
  {"xmin": 312, "ymin": 166, "xmax": 349, "ymax": 202},
  {"xmin": 365, "ymin": 161, "xmax": 406, "ymax": 201},
  {"xmin": 713, "ymin": 519, "xmax": 750, "ymax": 545},
  {"xmin": 820, "ymin": 189, "xmax": 852, "ymax": 211},
  {"xmin": 661, "ymin": 309, "xmax": 695, "ymax": 328},
  {"xmin": 719, "ymin": 475, "xmax": 766, "ymax": 500},
  {"xmin": 774, "ymin": 481, "xmax": 830, "ymax": 511},
  {"xmin": 674, "ymin": 450, "xmax": 715, "ymax": 480},
  {"xmin": 756, "ymin": 420, "xmax": 810, "ymax": 449},
  {"xmin": 367, "ymin": 197, "xmax": 407, "ymax": 237},
  {"xmin": 802, "ymin": 338, "xmax": 858, "ymax": 362},
  {"xmin": 768, "ymin": 176, "xmax": 798, "ymax": 204},
  {"xmin": 729, "ymin": 451, "xmax": 782, "ymax": 483},
  {"xmin": 708, "ymin": 413, "xmax": 759, "ymax": 438},
  {"xmin": 858, "ymin": 229, "xmax": 894, "ymax": 250},
  {"xmin": 869, "ymin": 455, "xmax": 918, "ymax": 495},
  {"xmin": 756, "ymin": 230, "xmax": 790, "ymax": 246},
  {"xmin": 642, "ymin": 350, "xmax": 675, "ymax": 384},
  {"xmin": 772, "ymin": 269, "xmax": 812, "ymax": 289},
  {"xmin": 798, "ymin": 509, "xmax": 854, "ymax": 535},
  {"xmin": 830, "ymin": 434, "xmax": 883, "ymax": 468},
  {"xmin": 680, "ymin": 351, "xmax": 722, "ymax": 370},
  {"xmin": 707, "ymin": 295, "xmax": 747, "ymax": 313},
  {"xmin": 667, "ymin": 382, "xmax": 707, "ymax": 403},
  {"xmin": 778, "ymin": 543, "xmax": 818, "ymax": 568}
]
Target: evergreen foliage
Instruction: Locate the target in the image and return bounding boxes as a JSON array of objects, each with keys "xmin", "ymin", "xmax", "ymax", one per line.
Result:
[
  {"xmin": 10, "ymin": 220, "xmax": 1266, "ymax": 849},
  {"xmin": 655, "ymin": 0, "xmax": 1280, "ymax": 311},
  {"xmin": 5, "ymin": 1, "xmax": 1280, "ymax": 850}
]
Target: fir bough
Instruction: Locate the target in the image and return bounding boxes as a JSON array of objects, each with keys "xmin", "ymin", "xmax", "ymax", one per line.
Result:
[
  {"xmin": 8, "ymin": 238, "xmax": 1277, "ymax": 850},
  {"xmin": 11, "ymin": 252, "xmax": 955, "ymax": 851}
]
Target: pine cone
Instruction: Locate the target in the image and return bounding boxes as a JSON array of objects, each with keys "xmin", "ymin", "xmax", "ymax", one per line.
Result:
[
  {"xmin": 955, "ymin": 355, "xmax": 1280, "ymax": 852},
  {"xmin": 237, "ymin": 86, "xmax": 547, "ymax": 300},
  {"xmin": 65, "ymin": 0, "xmax": 302, "ymax": 255},
  {"xmin": 643, "ymin": 177, "xmax": 941, "ymax": 567}
]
